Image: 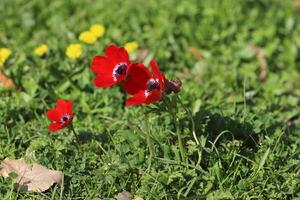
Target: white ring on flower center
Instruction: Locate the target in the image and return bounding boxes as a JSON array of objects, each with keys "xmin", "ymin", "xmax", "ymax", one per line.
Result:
[
  {"xmin": 60, "ymin": 113, "xmax": 70, "ymax": 124},
  {"xmin": 112, "ymin": 62, "xmax": 127, "ymax": 81},
  {"xmin": 145, "ymin": 78, "xmax": 160, "ymax": 97}
]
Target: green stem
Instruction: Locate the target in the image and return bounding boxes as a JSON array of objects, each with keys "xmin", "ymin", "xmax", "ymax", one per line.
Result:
[
  {"xmin": 175, "ymin": 114, "xmax": 186, "ymax": 163},
  {"xmin": 119, "ymin": 85, "xmax": 126, "ymax": 109},
  {"xmin": 177, "ymin": 96, "xmax": 199, "ymax": 145},
  {"xmin": 70, "ymin": 122, "xmax": 81, "ymax": 150},
  {"xmin": 143, "ymin": 108, "xmax": 154, "ymax": 166},
  {"xmin": 177, "ymin": 96, "xmax": 202, "ymax": 167},
  {"xmin": 164, "ymin": 96, "xmax": 186, "ymax": 163}
]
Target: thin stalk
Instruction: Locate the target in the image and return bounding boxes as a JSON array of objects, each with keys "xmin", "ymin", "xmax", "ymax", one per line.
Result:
[
  {"xmin": 69, "ymin": 122, "xmax": 81, "ymax": 150},
  {"xmin": 177, "ymin": 96, "xmax": 199, "ymax": 145},
  {"xmin": 119, "ymin": 85, "xmax": 126, "ymax": 109},
  {"xmin": 175, "ymin": 114, "xmax": 186, "ymax": 163},
  {"xmin": 143, "ymin": 108, "xmax": 154, "ymax": 167},
  {"xmin": 164, "ymin": 96, "xmax": 186, "ymax": 163},
  {"xmin": 177, "ymin": 96, "xmax": 202, "ymax": 167}
]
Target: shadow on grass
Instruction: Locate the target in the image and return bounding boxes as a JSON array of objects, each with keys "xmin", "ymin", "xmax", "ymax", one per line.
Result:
[
  {"xmin": 191, "ymin": 107, "xmax": 291, "ymax": 150},
  {"xmin": 192, "ymin": 109, "xmax": 259, "ymax": 149},
  {"xmin": 77, "ymin": 131, "xmax": 110, "ymax": 144}
]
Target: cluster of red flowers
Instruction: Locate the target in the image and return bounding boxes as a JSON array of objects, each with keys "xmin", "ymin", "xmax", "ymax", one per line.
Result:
[
  {"xmin": 91, "ymin": 44, "xmax": 166, "ymax": 106},
  {"xmin": 46, "ymin": 44, "xmax": 181, "ymax": 131}
]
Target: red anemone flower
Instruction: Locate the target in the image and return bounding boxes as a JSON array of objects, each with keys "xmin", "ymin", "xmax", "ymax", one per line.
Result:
[
  {"xmin": 123, "ymin": 60, "xmax": 165, "ymax": 106},
  {"xmin": 91, "ymin": 44, "xmax": 131, "ymax": 88},
  {"xmin": 46, "ymin": 99, "xmax": 73, "ymax": 132}
]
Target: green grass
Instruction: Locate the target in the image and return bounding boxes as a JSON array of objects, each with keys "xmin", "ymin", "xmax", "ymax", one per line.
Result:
[{"xmin": 1, "ymin": 0, "xmax": 300, "ymax": 199}]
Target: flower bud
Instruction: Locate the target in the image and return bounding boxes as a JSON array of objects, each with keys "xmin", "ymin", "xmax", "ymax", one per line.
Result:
[{"xmin": 165, "ymin": 77, "xmax": 182, "ymax": 94}]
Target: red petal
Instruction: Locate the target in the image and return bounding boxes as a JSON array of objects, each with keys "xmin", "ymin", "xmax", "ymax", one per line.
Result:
[
  {"xmin": 56, "ymin": 99, "xmax": 67, "ymax": 107},
  {"xmin": 159, "ymin": 73, "xmax": 166, "ymax": 90},
  {"xmin": 91, "ymin": 56, "xmax": 114, "ymax": 75},
  {"xmin": 55, "ymin": 99, "xmax": 72, "ymax": 116},
  {"xmin": 149, "ymin": 60, "xmax": 159, "ymax": 76},
  {"xmin": 56, "ymin": 99, "xmax": 68, "ymax": 114},
  {"xmin": 125, "ymin": 90, "xmax": 147, "ymax": 106},
  {"xmin": 105, "ymin": 45, "xmax": 121, "ymax": 63},
  {"xmin": 105, "ymin": 45, "xmax": 118, "ymax": 56},
  {"xmin": 105, "ymin": 44, "xmax": 129, "ymax": 64},
  {"xmin": 118, "ymin": 47, "xmax": 130, "ymax": 61},
  {"xmin": 65, "ymin": 100, "xmax": 73, "ymax": 114},
  {"xmin": 49, "ymin": 123, "xmax": 62, "ymax": 132},
  {"xmin": 145, "ymin": 89, "xmax": 162, "ymax": 104},
  {"xmin": 46, "ymin": 109, "xmax": 60, "ymax": 121},
  {"xmin": 149, "ymin": 60, "xmax": 165, "ymax": 88},
  {"xmin": 93, "ymin": 75, "xmax": 117, "ymax": 88},
  {"xmin": 123, "ymin": 63, "xmax": 151, "ymax": 95}
]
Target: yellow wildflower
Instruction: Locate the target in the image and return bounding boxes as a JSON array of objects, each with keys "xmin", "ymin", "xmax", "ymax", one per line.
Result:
[
  {"xmin": 34, "ymin": 44, "xmax": 48, "ymax": 57},
  {"xmin": 0, "ymin": 48, "xmax": 12, "ymax": 67},
  {"xmin": 90, "ymin": 24, "xmax": 105, "ymax": 38},
  {"xmin": 66, "ymin": 43, "xmax": 83, "ymax": 59},
  {"xmin": 79, "ymin": 31, "xmax": 97, "ymax": 44},
  {"xmin": 124, "ymin": 42, "xmax": 139, "ymax": 53}
]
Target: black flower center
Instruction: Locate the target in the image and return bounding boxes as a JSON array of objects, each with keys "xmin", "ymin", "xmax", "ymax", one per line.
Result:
[
  {"xmin": 113, "ymin": 62, "xmax": 127, "ymax": 80},
  {"xmin": 60, "ymin": 114, "xmax": 70, "ymax": 124},
  {"xmin": 146, "ymin": 79, "xmax": 160, "ymax": 92}
]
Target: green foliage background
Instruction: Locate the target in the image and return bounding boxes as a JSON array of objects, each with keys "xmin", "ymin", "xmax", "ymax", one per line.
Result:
[{"xmin": 1, "ymin": 0, "xmax": 300, "ymax": 199}]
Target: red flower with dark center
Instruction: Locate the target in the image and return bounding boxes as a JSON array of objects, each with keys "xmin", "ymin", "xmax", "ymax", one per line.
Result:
[
  {"xmin": 46, "ymin": 99, "xmax": 73, "ymax": 132},
  {"xmin": 123, "ymin": 60, "xmax": 165, "ymax": 106},
  {"xmin": 91, "ymin": 44, "xmax": 131, "ymax": 88}
]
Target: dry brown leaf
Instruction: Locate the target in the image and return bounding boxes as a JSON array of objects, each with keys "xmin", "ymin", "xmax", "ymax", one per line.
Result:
[
  {"xmin": 0, "ymin": 71, "xmax": 15, "ymax": 89},
  {"xmin": 134, "ymin": 197, "xmax": 144, "ymax": 200},
  {"xmin": 249, "ymin": 42, "xmax": 267, "ymax": 81},
  {"xmin": 0, "ymin": 157, "xmax": 63, "ymax": 192},
  {"xmin": 117, "ymin": 190, "xmax": 132, "ymax": 200},
  {"xmin": 188, "ymin": 47, "xmax": 204, "ymax": 60}
]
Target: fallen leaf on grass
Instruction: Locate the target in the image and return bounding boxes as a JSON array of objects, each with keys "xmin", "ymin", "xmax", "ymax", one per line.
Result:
[
  {"xmin": 117, "ymin": 190, "xmax": 132, "ymax": 200},
  {"xmin": 116, "ymin": 190, "xmax": 144, "ymax": 200},
  {"xmin": 134, "ymin": 197, "xmax": 144, "ymax": 200},
  {"xmin": 249, "ymin": 42, "xmax": 267, "ymax": 81},
  {"xmin": 0, "ymin": 157, "xmax": 63, "ymax": 192},
  {"xmin": 0, "ymin": 71, "xmax": 15, "ymax": 89}
]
